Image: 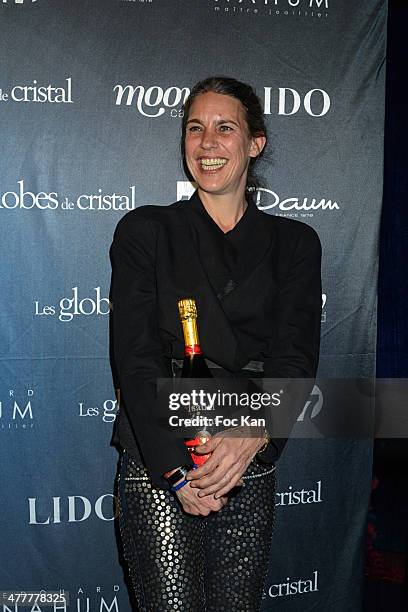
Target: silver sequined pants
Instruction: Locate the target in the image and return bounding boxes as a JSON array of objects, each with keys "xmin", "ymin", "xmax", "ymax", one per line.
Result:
[{"xmin": 117, "ymin": 449, "xmax": 276, "ymax": 612}]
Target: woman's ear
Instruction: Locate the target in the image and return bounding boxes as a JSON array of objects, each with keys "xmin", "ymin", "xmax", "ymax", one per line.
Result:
[{"xmin": 249, "ymin": 135, "xmax": 267, "ymax": 158}]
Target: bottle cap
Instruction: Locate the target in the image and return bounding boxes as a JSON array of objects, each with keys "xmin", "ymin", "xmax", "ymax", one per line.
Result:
[{"xmin": 178, "ymin": 298, "xmax": 197, "ymax": 321}]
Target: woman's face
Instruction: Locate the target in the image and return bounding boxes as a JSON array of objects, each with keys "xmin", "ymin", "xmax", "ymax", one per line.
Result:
[{"xmin": 184, "ymin": 91, "xmax": 265, "ymax": 198}]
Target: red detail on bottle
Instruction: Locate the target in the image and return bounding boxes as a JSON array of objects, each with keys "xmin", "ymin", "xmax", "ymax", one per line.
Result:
[
  {"xmin": 184, "ymin": 344, "xmax": 203, "ymax": 356},
  {"xmin": 184, "ymin": 436, "xmax": 211, "ymax": 465}
]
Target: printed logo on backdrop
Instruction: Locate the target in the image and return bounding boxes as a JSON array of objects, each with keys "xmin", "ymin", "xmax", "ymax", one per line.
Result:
[
  {"xmin": 35, "ymin": 287, "xmax": 110, "ymax": 322},
  {"xmin": 114, "ymin": 85, "xmax": 330, "ymax": 118},
  {"xmin": 0, "ymin": 180, "xmax": 136, "ymax": 211},
  {"xmin": 263, "ymin": 571, "xmax": 319, "ymax": 599},
  {"xmin": 321, "ymin": 293, "xmax": 327, "ymax": 323},
  {"xmin": 276, "ymin": 480, "xmax": 322, "ymax": 506},
  {"xmin": 28, "ymin": 493, "xmax": 119, "ymax": 524},
  {"xmin": 213, "ymin": 0, "xmax": 329, "ymax": 19},
  {"xmin": 79, "ymin": 399, "xmax": 118, "ymax": 423},
  {"xmin": 2, "ymin": 1, "xmax": 38, "ymax": 4},
  {"xmin": 26, "ymin": 482, "xmax": 321, "ymax": 524},
  {"xmin": 114, "ymin": 84, "xmax": 189, "ymax": 117},
  {"xmin": 0, "ymin": 78, "xmax": 71, "ymax": 103},
  {"xmin": 297, "ymin": 384, "xmax": 323, "ymax": 421},
  {"xmin": 255, "ymin": 188, "xmax": 339, "ymax": 219},
  {"xmin": 176, "ymin": 181, "xmax": 337, "ymax": 218},
  {"xmin": 0, "ymin": 389, "xmax": 35, "ymax": 430},
  {"xmin": 75, "ymin": 586, "xmax": 121, "ymax": 612}
]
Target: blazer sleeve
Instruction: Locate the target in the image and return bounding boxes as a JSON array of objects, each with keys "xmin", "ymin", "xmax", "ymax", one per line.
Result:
[
  {"xmin": 110, "ymin": 211, "xmax": 194, "ymax": 488},
  {"xmin": 258, "ymin": 224, "xmax": 322, "ymax": 465}
]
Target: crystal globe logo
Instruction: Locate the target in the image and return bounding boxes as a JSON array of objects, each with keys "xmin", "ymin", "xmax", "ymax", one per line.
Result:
[
  {"xmin": 34, "ymin": 287, "xmax": 110, "ymax": 323},
  {"xmin": 275, "ymin": 480, "xmax": 322, "ymax": 506},
  {"xmin": 78, "ymin": 398, "xmax": 118, "ymax": 423},
  {"xmin": 0, "ymin": 79, "xmax": 72, "ymax": 104},
  {"xmin": 0, "ymin": 180, "xmax": 137, "ymax": 210},
  {"xmin": 264, "ymin": 571, "xmax": 319, "ymax": 598}
]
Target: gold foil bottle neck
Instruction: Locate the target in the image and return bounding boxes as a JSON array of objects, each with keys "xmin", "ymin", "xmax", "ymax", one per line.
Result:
[
  {"xmin": 178, "ymin": 298, "xmax": 198, "ymax": 321},
  {"xmin": 177, "ymin": 298, "xmax": 200, "ymax": 350}
]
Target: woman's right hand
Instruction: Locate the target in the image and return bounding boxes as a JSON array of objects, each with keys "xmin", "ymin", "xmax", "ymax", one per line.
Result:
[{"xmin": 175, "ymin": 480, "xmax": 228, "ymax": 515}]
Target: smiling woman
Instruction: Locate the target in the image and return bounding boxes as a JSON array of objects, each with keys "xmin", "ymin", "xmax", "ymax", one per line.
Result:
[
  {"xmin": 183, "ymin": 92, "xmax": 266, "ymax": 232},
  {"xmin": 111, "ymin": 75, "xmax": 322, "ymax": 612},
  {"xmin": 181, "ymin": 80, "xmax": 268, "ymax": 232}
]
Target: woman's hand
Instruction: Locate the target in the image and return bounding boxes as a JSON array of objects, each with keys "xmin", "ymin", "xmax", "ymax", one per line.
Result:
[
  {"xmin": 175, "ymin": 480, "xmax": 228, "ymax": 515},
  {"xmin": 185, "ymin": 427, "xmax": 267, "ymax": 498},
  {"xmin": 163, "ymin": 466, "xmax": 228, "ymax": 515}
]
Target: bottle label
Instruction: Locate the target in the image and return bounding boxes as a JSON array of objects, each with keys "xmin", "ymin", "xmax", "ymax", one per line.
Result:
[{"xmin": 181, "ymin": 317, "xmax": 201, "ymax": 350}]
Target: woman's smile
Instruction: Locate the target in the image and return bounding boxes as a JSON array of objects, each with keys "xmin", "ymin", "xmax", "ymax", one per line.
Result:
[{"xmin": 199, "ymin": 157, "xmax": 229, "ymax": 171}]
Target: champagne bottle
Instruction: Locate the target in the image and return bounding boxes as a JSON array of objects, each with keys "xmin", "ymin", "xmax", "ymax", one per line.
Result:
[{"xmin": 177, "ymin": 298, "xmax": 212, "ymax": 466}]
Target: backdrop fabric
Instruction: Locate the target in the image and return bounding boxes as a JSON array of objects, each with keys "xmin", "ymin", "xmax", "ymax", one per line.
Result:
[{"xmin": 0, "ymin": 1, "xmax": 387, "ymax": 610}]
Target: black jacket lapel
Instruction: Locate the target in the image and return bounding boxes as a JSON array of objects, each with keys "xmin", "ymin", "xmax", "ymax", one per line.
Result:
[{"xmin": 182, "ymin": 190, "xmax": 273, "ymax": 300}]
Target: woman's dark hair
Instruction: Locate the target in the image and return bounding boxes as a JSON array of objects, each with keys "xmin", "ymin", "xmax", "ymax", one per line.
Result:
[{"xmin": 180, "ymin": 76, "xmax": 269, "ymax": 192}]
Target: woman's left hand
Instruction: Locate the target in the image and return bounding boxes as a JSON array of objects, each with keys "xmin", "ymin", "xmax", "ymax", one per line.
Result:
[{"xmin": 185, "ymin": 427, "xmax": 266, "ymax": 498}]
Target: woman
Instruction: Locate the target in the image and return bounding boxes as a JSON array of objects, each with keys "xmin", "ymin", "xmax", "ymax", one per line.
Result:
[{"xmin": 110, "ymin": 76, "xmax": 322, "ymax": 611}]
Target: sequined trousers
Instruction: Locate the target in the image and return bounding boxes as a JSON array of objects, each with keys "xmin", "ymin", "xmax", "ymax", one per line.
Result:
[{"xmin": 116, "ymin": 449, "xmax": 276, "ymax": 612}]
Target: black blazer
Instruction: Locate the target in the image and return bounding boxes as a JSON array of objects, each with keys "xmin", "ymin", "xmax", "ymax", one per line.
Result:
[{"xmin": 109, "ymin": 190, "xmax": 322, "ymax": 488}]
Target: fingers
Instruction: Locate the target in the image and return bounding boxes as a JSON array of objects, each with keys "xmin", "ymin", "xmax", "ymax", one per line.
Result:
[
  {"xmin": 194, "ymin": 436, "xmax": 220, "ymax": 454},
  {"xmin": 177, "ymin": 490, "xmax": 210, "ymax": 516},
  {"xmin": 190, "ymin": 461, "xmax": 232, "ymax": 491},
  {"xmin": 176, "ymin": 482, "xmax": 228, "ymax": 515},
  {"xmin": 185, "ymin": 436, "xmax": 256, "ymax": 501},
  {"xmin": 185, "ymin": 452, "xmax": 220, "ymax": 481},
  {"xmin": 203, "ymin": 471, "xmax": 244, "ymax": 498},
  {"xmin": 186, "ymin": 435, "xmax": 230, "ymax": 479},
  {"xmin": 192, "ymin": 454, "xmax": 247, "ymax": 497},
  {"xmin": 196, "ymin": 464, "xmax": 244, "ymax": 497},
  {"xmin": 213, "ymin": 477, "xmax": 244, "ymax": 499},
  {"xmin": 189, "ymin": 449, "xmax": 245, "ymax": 491},
  {"xmin": 187, "ymin": 437, "xmax": 258, "ymax": 496}
]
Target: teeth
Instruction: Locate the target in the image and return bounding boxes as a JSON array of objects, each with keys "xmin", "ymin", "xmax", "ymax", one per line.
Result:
[{"xmin": 200, "ymin": 158, "xmax": 228, "ymax": 168}]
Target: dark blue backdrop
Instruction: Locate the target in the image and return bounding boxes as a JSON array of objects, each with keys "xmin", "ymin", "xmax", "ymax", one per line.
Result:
[{"xmin": 364, "ymin": 2, "xmax": 408, "ymax": 609}]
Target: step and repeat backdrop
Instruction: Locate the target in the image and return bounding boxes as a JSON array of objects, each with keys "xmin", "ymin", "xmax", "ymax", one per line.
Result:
[{"xmin": 0, "ymin": 1, "xmax": 387, "ymax": 610}]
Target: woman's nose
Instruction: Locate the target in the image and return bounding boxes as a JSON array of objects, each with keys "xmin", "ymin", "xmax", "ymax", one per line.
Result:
[{"xmin": 200, "ymin": 129, "xmax": 218, "ymax": 149}]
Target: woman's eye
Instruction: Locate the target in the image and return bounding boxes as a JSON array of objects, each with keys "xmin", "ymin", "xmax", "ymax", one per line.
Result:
[
  {"xmin": 188, "ymin": 125, "xmax": 201, "ymax": 132},
  {"xmin": 219, "ymin": 125, "xmax": 233, "ymax": 132}
]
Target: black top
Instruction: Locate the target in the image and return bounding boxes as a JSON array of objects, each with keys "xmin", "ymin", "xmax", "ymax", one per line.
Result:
[
  {"xmin": 187, "ymin": 192, "xmax": 260, "ymax": 370},
  {"xmin": 187, "ymin": 190, "xmax": 255, "ymax": 299},
  {"xmin": 184, "ymin": 190, "xmax": 285, "ymax": 371}
]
